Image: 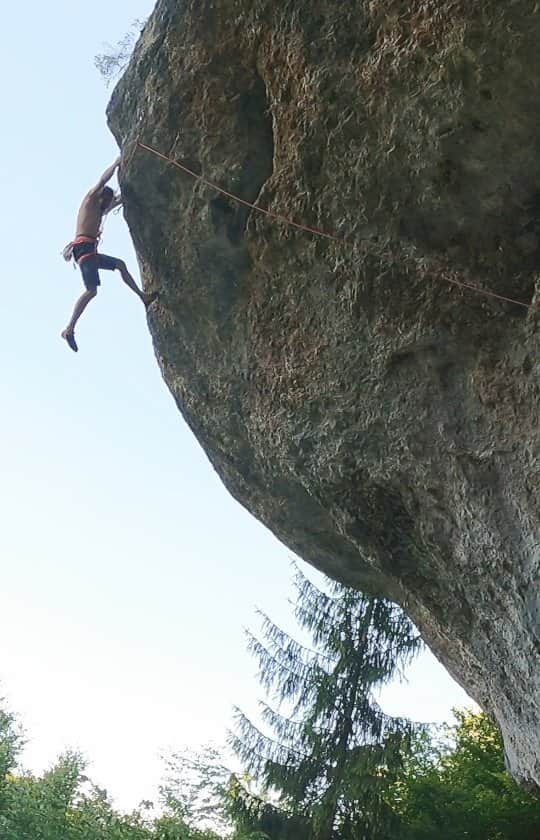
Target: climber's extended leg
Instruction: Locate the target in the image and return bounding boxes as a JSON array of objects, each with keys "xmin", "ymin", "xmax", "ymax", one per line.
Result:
[
  {"xmin": 61, "ymin": 287, "xmax": 98, "ymax": 352},
  {"xmin": 61, "ymin": 251, "xmax": 101, "ymax": 352},
  {"xmin": 115, "ymin": 258, "xmax": 157, "ymax": 306}
]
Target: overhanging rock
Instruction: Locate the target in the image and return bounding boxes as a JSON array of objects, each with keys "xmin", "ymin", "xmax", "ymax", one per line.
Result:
[{"xmin": 108, "ymin": 0, "xmax": 540, "ymax": 789}]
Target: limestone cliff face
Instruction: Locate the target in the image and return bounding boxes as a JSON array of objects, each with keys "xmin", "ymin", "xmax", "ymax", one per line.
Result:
[{"xmin": 108, "ymin": 0, "xmax": 540, "ymax": 788}]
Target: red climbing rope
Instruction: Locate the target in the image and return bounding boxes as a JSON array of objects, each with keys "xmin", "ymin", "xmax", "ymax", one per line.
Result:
[
  {"xmin": 135, "ymin": 140, "xmax": 539, "ymax": 314},
  {"xmin": 136, "ymin": 141, "xmax": 341, "ymax": 242}
]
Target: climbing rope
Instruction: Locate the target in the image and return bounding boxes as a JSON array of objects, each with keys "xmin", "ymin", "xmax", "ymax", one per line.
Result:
[
  {"xmin": 135, "ymin": 140, "xmax": 539, "ymax": 314},
  {"xmin": 136, "ymin": 141, "xmax": 341, "ymax": 242}
]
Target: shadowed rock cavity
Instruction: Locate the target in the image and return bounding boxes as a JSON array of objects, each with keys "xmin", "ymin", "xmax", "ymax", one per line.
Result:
[{"xmin": 108, "ymin": 0, "xmax": 540, "ymax": 790}]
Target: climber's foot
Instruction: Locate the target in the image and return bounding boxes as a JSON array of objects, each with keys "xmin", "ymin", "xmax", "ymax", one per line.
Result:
[
  {"xmin": 61, "ymin": 330, "xmax": 78, "ymax": 352},
  {"xmin": 142, "ymin": 291, "xmax": 158, "ymax": 307}
]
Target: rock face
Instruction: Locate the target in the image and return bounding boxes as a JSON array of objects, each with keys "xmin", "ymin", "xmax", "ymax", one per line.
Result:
[{"xmin": 108, "ymin": 0, "xmax": 540, "ymax": 788}]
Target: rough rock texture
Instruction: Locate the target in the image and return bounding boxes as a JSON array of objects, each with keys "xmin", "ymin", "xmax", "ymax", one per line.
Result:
[{"xmin": 108, "ymin": 0, "xmax": 540, "ymax": 789}]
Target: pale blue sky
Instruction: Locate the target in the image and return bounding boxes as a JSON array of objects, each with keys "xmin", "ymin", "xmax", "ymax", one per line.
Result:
[{"xmin": 0, "ymin": 0, "xmax": 471, "ymax": 810}]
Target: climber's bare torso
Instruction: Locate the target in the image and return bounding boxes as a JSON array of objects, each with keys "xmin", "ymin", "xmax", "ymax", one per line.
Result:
[{"xmin": 76, "ymin": 191, "xmax": 106, "ymax": 238}]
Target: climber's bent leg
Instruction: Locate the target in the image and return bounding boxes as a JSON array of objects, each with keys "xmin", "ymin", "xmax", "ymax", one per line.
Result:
[{"xmin": 114, "ymin": 258, "xmax": 158, "ymax": 307}]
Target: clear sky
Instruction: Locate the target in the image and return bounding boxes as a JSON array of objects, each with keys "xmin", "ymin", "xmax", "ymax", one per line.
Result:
[{"xmin": 0, "ymin": 0, "xmax": 472, "ymax": 811}]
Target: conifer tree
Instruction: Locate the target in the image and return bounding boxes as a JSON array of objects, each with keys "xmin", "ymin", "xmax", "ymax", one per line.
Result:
[{"xmin": 229, "ymin": 566, "xmax": 422, "ymax": 839}]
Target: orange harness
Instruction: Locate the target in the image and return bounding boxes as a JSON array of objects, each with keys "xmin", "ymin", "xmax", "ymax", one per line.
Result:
[
  {"xmin": 73, "ymin": 235, "xmax": 98, "ymax": 265},
  {"xmin": 72, "ymin": 235, "xmax": 97, "ymax": 245},
  {"xmin": 62, "ymin": 234, "xmax": 99, "ymax": 267}
]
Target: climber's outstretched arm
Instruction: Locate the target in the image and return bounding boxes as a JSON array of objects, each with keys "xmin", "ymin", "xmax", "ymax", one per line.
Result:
[{"xmin": 89, "ymin": 156, "xmax": 121, "ymax": 194}]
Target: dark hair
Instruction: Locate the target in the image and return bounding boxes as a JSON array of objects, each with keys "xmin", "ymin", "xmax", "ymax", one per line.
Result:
[{"xmin": 101, "ymin": 187, "xmax": 114, "ymax": 213}]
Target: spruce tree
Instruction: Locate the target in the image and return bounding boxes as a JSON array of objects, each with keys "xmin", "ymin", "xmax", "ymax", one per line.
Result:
[{"xmin": 229, "ymin": 566, "xmax": 422, "ymax": 839}]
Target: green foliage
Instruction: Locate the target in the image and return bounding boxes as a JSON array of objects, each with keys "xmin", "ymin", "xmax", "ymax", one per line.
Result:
[
  {"xmin": 159, "ymin": 745, "xmax": 231, "ymax": 836},
  {"xmin": 230, "ymin": 567, "xmax": 423, "ymax": 839},
  {"xmin": 2, "ymin": 636, "xmax": 539, "ymax": 840},
  {"xmin": 0, "ymin": 697, "xmax": 197, "ymax": 840},
  {"xmin": 0, "ymin": 704, "xmax": 23, "ymax": 838},
  {"xmin": 226, "ymin": 774, "xmax": 312, "ymax": 840},
  {"xmin": 1, "ymin": 750, "xmax": 88, "ymax": 840},
  {"xmin": 391, "ymin": 710, "xmax": 540, "ymax": 840},
  {"xmin": 94, "ymin": 20, "xmax": 146, "ymax": 86},
  {"xmin": 0, "ymin": 703, "xmax": 23, "ymax": 796}
]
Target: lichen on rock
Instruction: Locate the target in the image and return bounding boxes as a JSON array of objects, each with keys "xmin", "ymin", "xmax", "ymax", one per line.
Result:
[{"xmin": 108, "ymin": 0, "xmax": 540, "ymax": 789}]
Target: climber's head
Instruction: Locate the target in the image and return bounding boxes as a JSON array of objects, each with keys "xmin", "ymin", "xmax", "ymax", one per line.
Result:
[{"xmin": 100, "ymin": 186, "xmax": 114, "ymax": 211}]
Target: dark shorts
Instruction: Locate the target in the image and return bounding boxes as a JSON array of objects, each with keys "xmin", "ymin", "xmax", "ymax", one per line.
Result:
[{"xmin": 73, "ymin": 242, "xmax": 120, "ymax": 291}]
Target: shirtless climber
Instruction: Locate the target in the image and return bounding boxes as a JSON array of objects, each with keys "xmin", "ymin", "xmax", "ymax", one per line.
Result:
[{"xmin": 61, "ymin": 156, "xmax": 156, "ymax": 352}]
